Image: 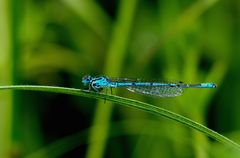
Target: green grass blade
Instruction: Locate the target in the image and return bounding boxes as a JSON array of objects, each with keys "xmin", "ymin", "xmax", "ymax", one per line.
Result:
[
  {"xmin": 86, "ymin": 0, "xmax": 138, "ymax": 158},
  {"xmin": 62, "ymin": 0, "xmax": 111, "ymax": 41},
  {"xmin": 0, "ymin": 0, "xmax": 13, "ymax": 157},
  {"xmin": 0, "ymin": 85, "xmax": 240, "ymax": 151}
]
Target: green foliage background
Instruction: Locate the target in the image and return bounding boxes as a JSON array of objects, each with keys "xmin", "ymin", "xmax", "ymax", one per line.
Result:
[{"xmin": 0, "ymin": 0, "xmax": 240, "ymax": 157}]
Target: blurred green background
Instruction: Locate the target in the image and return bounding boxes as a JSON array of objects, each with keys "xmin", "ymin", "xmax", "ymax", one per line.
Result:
[{"xmin": 0, "ymin": 0, "xmax": 240, "ymax": 157}]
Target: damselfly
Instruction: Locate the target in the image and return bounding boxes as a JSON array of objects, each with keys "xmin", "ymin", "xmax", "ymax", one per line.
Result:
[{"xmin": 82, "ymin": 75, "xmax": 217, "ymax": 97}]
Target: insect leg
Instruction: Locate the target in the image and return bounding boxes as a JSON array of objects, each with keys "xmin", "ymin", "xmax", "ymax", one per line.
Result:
[
  {"xmin": 91, "ymin": 84, "xmax": 99, "ymax": 92},
  {"xmin": 110, "ymin": 87, "xmax": 113, "ymax": 94},
  {"xmin": 104, "ymin": 88, "xmax": 108, "ymax": 103}
]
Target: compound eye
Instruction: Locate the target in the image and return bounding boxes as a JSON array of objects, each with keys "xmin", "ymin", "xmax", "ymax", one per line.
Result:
[
  {"xmin": 83, "ymin": 75, "xmax": 92, "ymax": 81},
  {"xmin": 86, "ymin": 76, "xmax": 91, "ymax": 81}
]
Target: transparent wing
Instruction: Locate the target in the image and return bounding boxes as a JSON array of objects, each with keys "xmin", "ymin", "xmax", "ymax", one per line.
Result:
[{"xmin": 126, "ymin": 86, "xmax": 183, "ymax": 97}]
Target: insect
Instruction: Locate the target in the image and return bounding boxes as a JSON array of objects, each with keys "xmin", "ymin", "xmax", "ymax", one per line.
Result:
[{"xmin": 82, "ymin": 75, "xmax": 217, "ymax": 97}]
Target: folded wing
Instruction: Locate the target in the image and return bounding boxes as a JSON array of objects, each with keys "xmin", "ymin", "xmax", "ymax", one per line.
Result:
[{"xmin": 126, "ymin": 86, "xmax": 183, "ymax": 97}]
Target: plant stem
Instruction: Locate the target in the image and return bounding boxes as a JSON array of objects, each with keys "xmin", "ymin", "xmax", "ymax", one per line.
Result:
[
  {"xmin": 0, "ymin": 0, "xmax": 13, "ymax": 157},
  {"xmin": 86, "ymin": 1, "xmax": 138, "ymax": 158}
]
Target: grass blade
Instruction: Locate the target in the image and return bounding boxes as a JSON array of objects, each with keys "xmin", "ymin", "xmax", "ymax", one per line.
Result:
[
  {"xmin": 0, "ymin": 85, "xmax": 240, "ymax": 151},
  {"xmin": 0, "ymin": 0, "xmax": 13, "ymax": 156},
  {"xmin": 87, "ymin": 0, "xmax": 138, "ymax": 158},
  {"xmin": 62, "ymin": 0, "xmax": 111, "ymax": 42}
]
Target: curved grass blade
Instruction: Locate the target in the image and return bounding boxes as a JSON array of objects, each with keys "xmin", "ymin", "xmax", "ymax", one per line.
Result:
[{"xmin": 0, "ymin": 85, "xmax": 240, "ymax": 150}]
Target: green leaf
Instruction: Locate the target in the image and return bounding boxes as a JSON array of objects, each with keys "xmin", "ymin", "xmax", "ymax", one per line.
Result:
[{"xmin": 0, "ymin": 85, "xmax": 240, "ymax": 151}]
